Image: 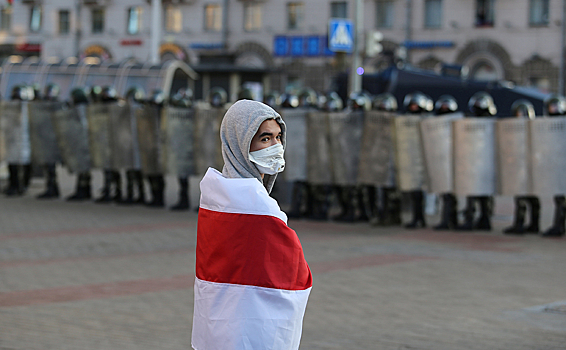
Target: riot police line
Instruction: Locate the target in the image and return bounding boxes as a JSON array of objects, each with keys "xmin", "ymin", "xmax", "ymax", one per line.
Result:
[
  {"xmin": 272, "ymin": 89, "xmax": 566, "ymax": 238},
  {"xmin": 1, "ymin": 83, "xmax": 565, "ymax": 238}
]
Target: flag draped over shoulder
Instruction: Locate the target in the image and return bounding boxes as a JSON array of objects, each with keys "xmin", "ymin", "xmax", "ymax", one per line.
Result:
[{"xmin": 192, "ymin": 168, "xmax": 312, "ymax": 350}]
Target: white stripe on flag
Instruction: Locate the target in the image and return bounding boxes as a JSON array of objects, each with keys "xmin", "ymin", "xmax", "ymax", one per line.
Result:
[{"xmin": 192, "ymin": 277, "xmax": 311, "ymax": 350}]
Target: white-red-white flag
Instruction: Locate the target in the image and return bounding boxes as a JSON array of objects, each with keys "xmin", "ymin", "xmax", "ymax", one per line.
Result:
[{"xmin": 192, "ymin": 168, "xmax": 312, "ymax": 350}]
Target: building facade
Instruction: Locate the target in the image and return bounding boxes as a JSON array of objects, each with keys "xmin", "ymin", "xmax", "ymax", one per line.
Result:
[{"xmin": 0, "ymin": 0, "xmax": 561, "ymax": 98}]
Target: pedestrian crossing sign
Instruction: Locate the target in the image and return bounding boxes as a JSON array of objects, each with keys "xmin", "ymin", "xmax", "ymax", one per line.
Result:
[{"xmin": 328, "ymin": 19, "xmax": 354, "ymax": 53}]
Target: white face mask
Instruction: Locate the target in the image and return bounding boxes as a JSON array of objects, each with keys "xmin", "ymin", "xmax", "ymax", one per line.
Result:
[{"xmin": 249, "ymin": 143, "xmax": 285, "ymax": 175}]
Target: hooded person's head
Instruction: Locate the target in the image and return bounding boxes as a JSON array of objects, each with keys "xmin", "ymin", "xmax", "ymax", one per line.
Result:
[{"xmin": 220, "ymin": 99, "xmax": 286, "ymax": 193}]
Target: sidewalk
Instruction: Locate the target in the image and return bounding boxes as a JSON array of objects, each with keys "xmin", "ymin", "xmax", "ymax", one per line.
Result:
[{"xmin": 0, "ymin": 174, "xmax": 565, "ymax": 350}]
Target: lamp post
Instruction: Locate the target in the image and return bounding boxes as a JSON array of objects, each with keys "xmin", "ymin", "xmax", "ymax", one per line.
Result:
[
  {"xmin": 348, "ymin": 0, "xmax": 363, "ymax": 95},
  {"xmin": 150, "ymin": 0, "xmax": 162, "ymax": 64}
]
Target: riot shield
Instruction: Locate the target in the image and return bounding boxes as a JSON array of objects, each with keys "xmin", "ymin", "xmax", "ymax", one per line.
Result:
[
  {"xmin": 161, "ymin": 106, "xmax": 195, "ymax": 177},
  {"xmin": 280, "ymin": 108, "xmax": 308, "ymax": 182},
  {"xmin": 193, "ymin": 104, "xmax": 224, "ymax": 175},
  {"xmin": 496, "ymin": 118, "xmax": 530, "ymax": 196},
  {"xmin": 52, "ymin": 105, "xmax": 91, "ymax": 173},
  {"xmin": 28, "ymin": 101, "xmax": 63, "ymax": 165},
  {"xmin": 530, "ymin": 117, "xmax": 566, "ymax": 197},
  {"xmin": 420, "ymin": 112, "xmax": 463, "ymax": 193},
  {"xmin": 453, "ymin": 118, "xmax": 496, "ymax": 196},
  {"xmin": 393, "ymin": 115, "xmax": 426, "ymax": 191},
  {"xmin": 328, "ymin": 110, "xmax": 364, "ymax": 186},
  {"xmin": 306, "ymin": 111, "xmax": 332, "ymax": 185},
  {"xmin": 108, "ymin": 102, "xmax": 135, "ymax": 169},
  {"xmin": 0, "ymin": 101, "xmax": 31, "ymax": 164},
  {"xmin": 87, "ymin": 103, "xmax": 112, "ymax": 169},
  {"xmin": 357, "ymin": 110, "xmax": 396, "ymax": 187},
  {"xmin": 136, "ymin": 104, "xmax": 163, "ymax": 175}
]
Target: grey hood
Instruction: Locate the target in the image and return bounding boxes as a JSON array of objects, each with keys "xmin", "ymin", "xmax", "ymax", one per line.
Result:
[{"xmin": 220, "ymin": 99, "xmax": 286, "ymax": 193}]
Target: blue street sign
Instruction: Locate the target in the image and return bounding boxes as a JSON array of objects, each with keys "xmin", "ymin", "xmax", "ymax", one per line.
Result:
[{"xmin": 328, "ymin": 18, "xmax": 354, "ymax": 53}]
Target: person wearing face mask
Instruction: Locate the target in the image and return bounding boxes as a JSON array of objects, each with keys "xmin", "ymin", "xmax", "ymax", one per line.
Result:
[{"xmin": 192, "ymin": 100, "xmax": 312, "ymax": 350}]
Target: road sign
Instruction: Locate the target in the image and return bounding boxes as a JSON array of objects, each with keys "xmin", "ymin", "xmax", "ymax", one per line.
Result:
[
  {"xmin": 328, "ymin": 19, "xmax": 354, "ymax": 53},
  {"xmin": 366, "ymin": 31, "xmax": 383, "ymax": 57}
]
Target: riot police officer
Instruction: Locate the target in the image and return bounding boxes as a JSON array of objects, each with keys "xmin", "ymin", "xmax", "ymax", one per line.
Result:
[
  {"xmin": 540, "ymin": 95, "xmax": 566, "ymax": 237},
  {"xmin": 503, "ymin": 99, "xmax": 539, "ymax": 235},
  {"xmin": 145, "ymin": 89, "xmax": 166, "ymax": 208},
  {"xmin": 433, "ymin": 95, "xmax": 459, "ymax": 230},
  {"xmin": 458, "ymin": 91, "xmax": 497, "ymax": 230},
  {"xmin": 367, "ymin": 92, "xmax": 402, "ymax": 226},
  {"xmin": 3, "ymin": 85, "xmax": 34, "ymax": 196},
  {"xmin": 210, "ymin": 87, "xmax": 228, "ymax": 108},
  {"xmin": 67, "ymin": 87, "xmax": 93, "ymax": 201},
  {"xmin": 169, "ymin": 88, "xmax": 194, "ymax": 211},
  {"xmin": 36, "ymin": 83, "xmax": 62, "ymax": 199},
  {"xmin": 121, "ymin": 87, "xmax": 146, "ymax": 205},
  {"xmin": 402, "ymin": 91, "xmax": 433, "ymax": 228},
  {"xmin": 263, "ymin": 91, "xmax": 281, "ymax": 109},
  {"xmin": 94, "ymin": 85, "xmax": 122, "ymax": 203}
]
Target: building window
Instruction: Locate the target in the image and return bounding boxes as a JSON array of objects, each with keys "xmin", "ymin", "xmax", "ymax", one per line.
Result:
[
  {"xmin": 127, "ymin": 7, "xmax": 142, "ymax": 35},
  {"xmin": 330, "ymin": 1, "xmax": 347, "ymax": 18},
  {"xmin": 29, "ymin": 6, "xmax": 42, "ymax": 32},
  {"xmin": 476, "ymin": 0, "xmax": 495, "ymax": 27},
  {"xmin": 204, "ymin": 4, "xmax": 222, "ymax": 32},
  {"xmin": 59, "ymin": 10, "xmax": 70, "ymax": 34},
  {"xmin": 244, "ymin": 3, "xmax": 262, "ymax": 31},
  {"xmin": 165, "ymin": 5, "xmax": 182, "ymax": 33},
  {"xmin": 287, "ymin": 2, "xmax": 304, "ymax": 30},
  {"xmin": 92, "ymin": 8, "xmax": 104, "ymax": 34},
  {"xmin": 424, "ymin": 0, "xmax": 442, "ymax": 28},
  {"xmin": 0, "ymin": 6, "xmax": 12, "ymax": 31},
  {"xmin": 530, "ymin": 0, "xmax": 549, "ymax": 26},
  {"xmin": 376, "ymin": 0, "xmax": 394, "ymax": 28}
]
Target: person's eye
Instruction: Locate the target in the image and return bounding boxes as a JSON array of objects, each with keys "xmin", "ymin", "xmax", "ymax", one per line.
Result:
[
  {"xmin": 261, "ymin": 136, "xmax": 270, "ymax": 142},
  {"xmin": 276, "ymin": 135, "xmax": 282, "ymax": 141}
]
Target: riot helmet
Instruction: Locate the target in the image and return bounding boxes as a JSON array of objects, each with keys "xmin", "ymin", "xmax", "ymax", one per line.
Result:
[
  {"xmin": 208, "ymin": 87, "xmax": 228, "ymax": 107},
  {"xmin": 125, "ymin": 86, "xmax": 146, "ymax": 103},
  {"xmin": 435, "ymin": 95, "xmax": 458, "ymax": 115},
  {"xmin": 468, "ymin": 91, "xmax": 497, "ymax": 117},
  {"xmin": 298, "ymin": 88, "xmax": 318, "ymax": 108},
  {"xmin": 10, "ymin": 85, "xmax": 27, "ymax": 101},
  {"xmin": 543, "ymin": 94, "xmax": 566, "ymax": 116},
  {"xmin": 100, "ymin": 86, "xmax": 118, "ymax": 102},
  {"xmin": 237, "ymin": 87, "xmax": 254, "ymax": 101},
  {"xmin": 71, "ymin": 87, "xmax": 90, "ymax": 105},
  {"xmin": 263, "ymin": 91, "xmax": 281, "ymax": 109},
  {"xmin": 30, "ymin": 84, "xmax": 41, "ymax": 100},
  {"xmin": 90, "ymin": 85, "xmax": 103, "ymax": 103},
  {"xmin": 510, "ymin": 99, "xmax": 536, "ymax": 119},
  {"xmin": 170, "ymin": 88, "xmax": 193, "ymax": 108},
  {"xmin": 149, "ymin": 89, "xmax": 165, "ymax": 105},
  {"xmin": 372, "ymin": 92, "xmax": 398, "ymax": 111},
  {"xmin": 280, "ymin": 93, "xmax": 298, "ymax": 108},
  {"xmin": 44, "ymin": 83, "xmax": 60, "ymax": 101},
  {"xmin": 348, "ymin": 91, "xmax": 372, "ymax": 111},
  {"xmin": 403, "ymin": 92, "xmax": 433, "ymax": 114},
  {"xmin": 323, "ymin": 92, "xmax": 343, "ymax": 112}
]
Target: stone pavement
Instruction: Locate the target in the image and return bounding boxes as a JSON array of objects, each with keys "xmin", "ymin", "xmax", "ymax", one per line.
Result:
[{"xmin": 0, "ymin": 170, "xmax": 565, "ymax": 350}]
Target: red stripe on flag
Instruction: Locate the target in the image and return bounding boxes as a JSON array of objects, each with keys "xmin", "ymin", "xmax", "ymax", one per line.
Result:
[{"xmin": 196, "ymin": 208, "xmax": 312, "ymax": 291}]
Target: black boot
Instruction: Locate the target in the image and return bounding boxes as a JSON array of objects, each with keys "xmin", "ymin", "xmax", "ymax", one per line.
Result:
[
  {"xmin": 525, "ymin": 196, "xmax": 540, "ymax": 234},
  {"xmin": 355, "ymin": 185, "xmax": 372, "ymax": 222},
  {"xmin": 373, "ymin": 187, "xmax": 402, "ymax": 226},
  {"xmin": 134, "ymin": 170, "xmax": 146, "ymax": 205},
  {"xmin": 332, "ymin": 186, "xmax": 355, "ymax": 222},
  {"xmin": 474, "ymin": 196, "xmax": 492, "ymax": 231},
  {"xmin": 288, "ymin": 181, "xmax": 306, "ymax": 219},
  {"xmin": 457, "ymin": 196, "xmax": 476, "ymax": 231},
  {"xmin": 37, "ymin": 164, "xmax": 60, "ymax": 199},
  {"xmin": 3, "ymin": 164, "xmax": 22, "ymax": 196},
  {"xmin": 119, "ymin": 170, "xmax": 136, "ymax": 205},
  {"xmin": 95, "ymin": 170, "xmax": 113, "ymax": 203},
  {"xmin": 310, "ymin": 185, "xmax": 330, "ymax": 221},
  {"xmin": 541, "ymin": 196, "xmax": 565, "ymax": 238},
  {"xmin": 22, "ymin": 164, "xmax": 32, "ymax": 193},
  {"xmin": 405, "ymin": 190, "xmax": 426, "ymax": 229},
  {"xmin": 146, "ymin": 175, "xmax": 165, "ymax": 208},
  {"xmin": 171, "ymin": 177, "xmax": 189, "ymax": 211},
  {"xmin": 66, "ymin": 172, "xmax": 92, "ymax": 201},
  {"xmin": 112, "ymin": 170, "xmax": 123, "ymax": 203},
  {"xmin": 504, "ymin": 197, "xmax": 526, "ymax": 235},
  {"xmin": 434, "ymin": 193, "xmax": 458, "ymax": 230}
]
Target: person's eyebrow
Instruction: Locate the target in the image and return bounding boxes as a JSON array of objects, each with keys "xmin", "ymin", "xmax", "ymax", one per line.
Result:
[{"xmin": 259, "ymin": 131, "xmax": 274, "ymax": 138}]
